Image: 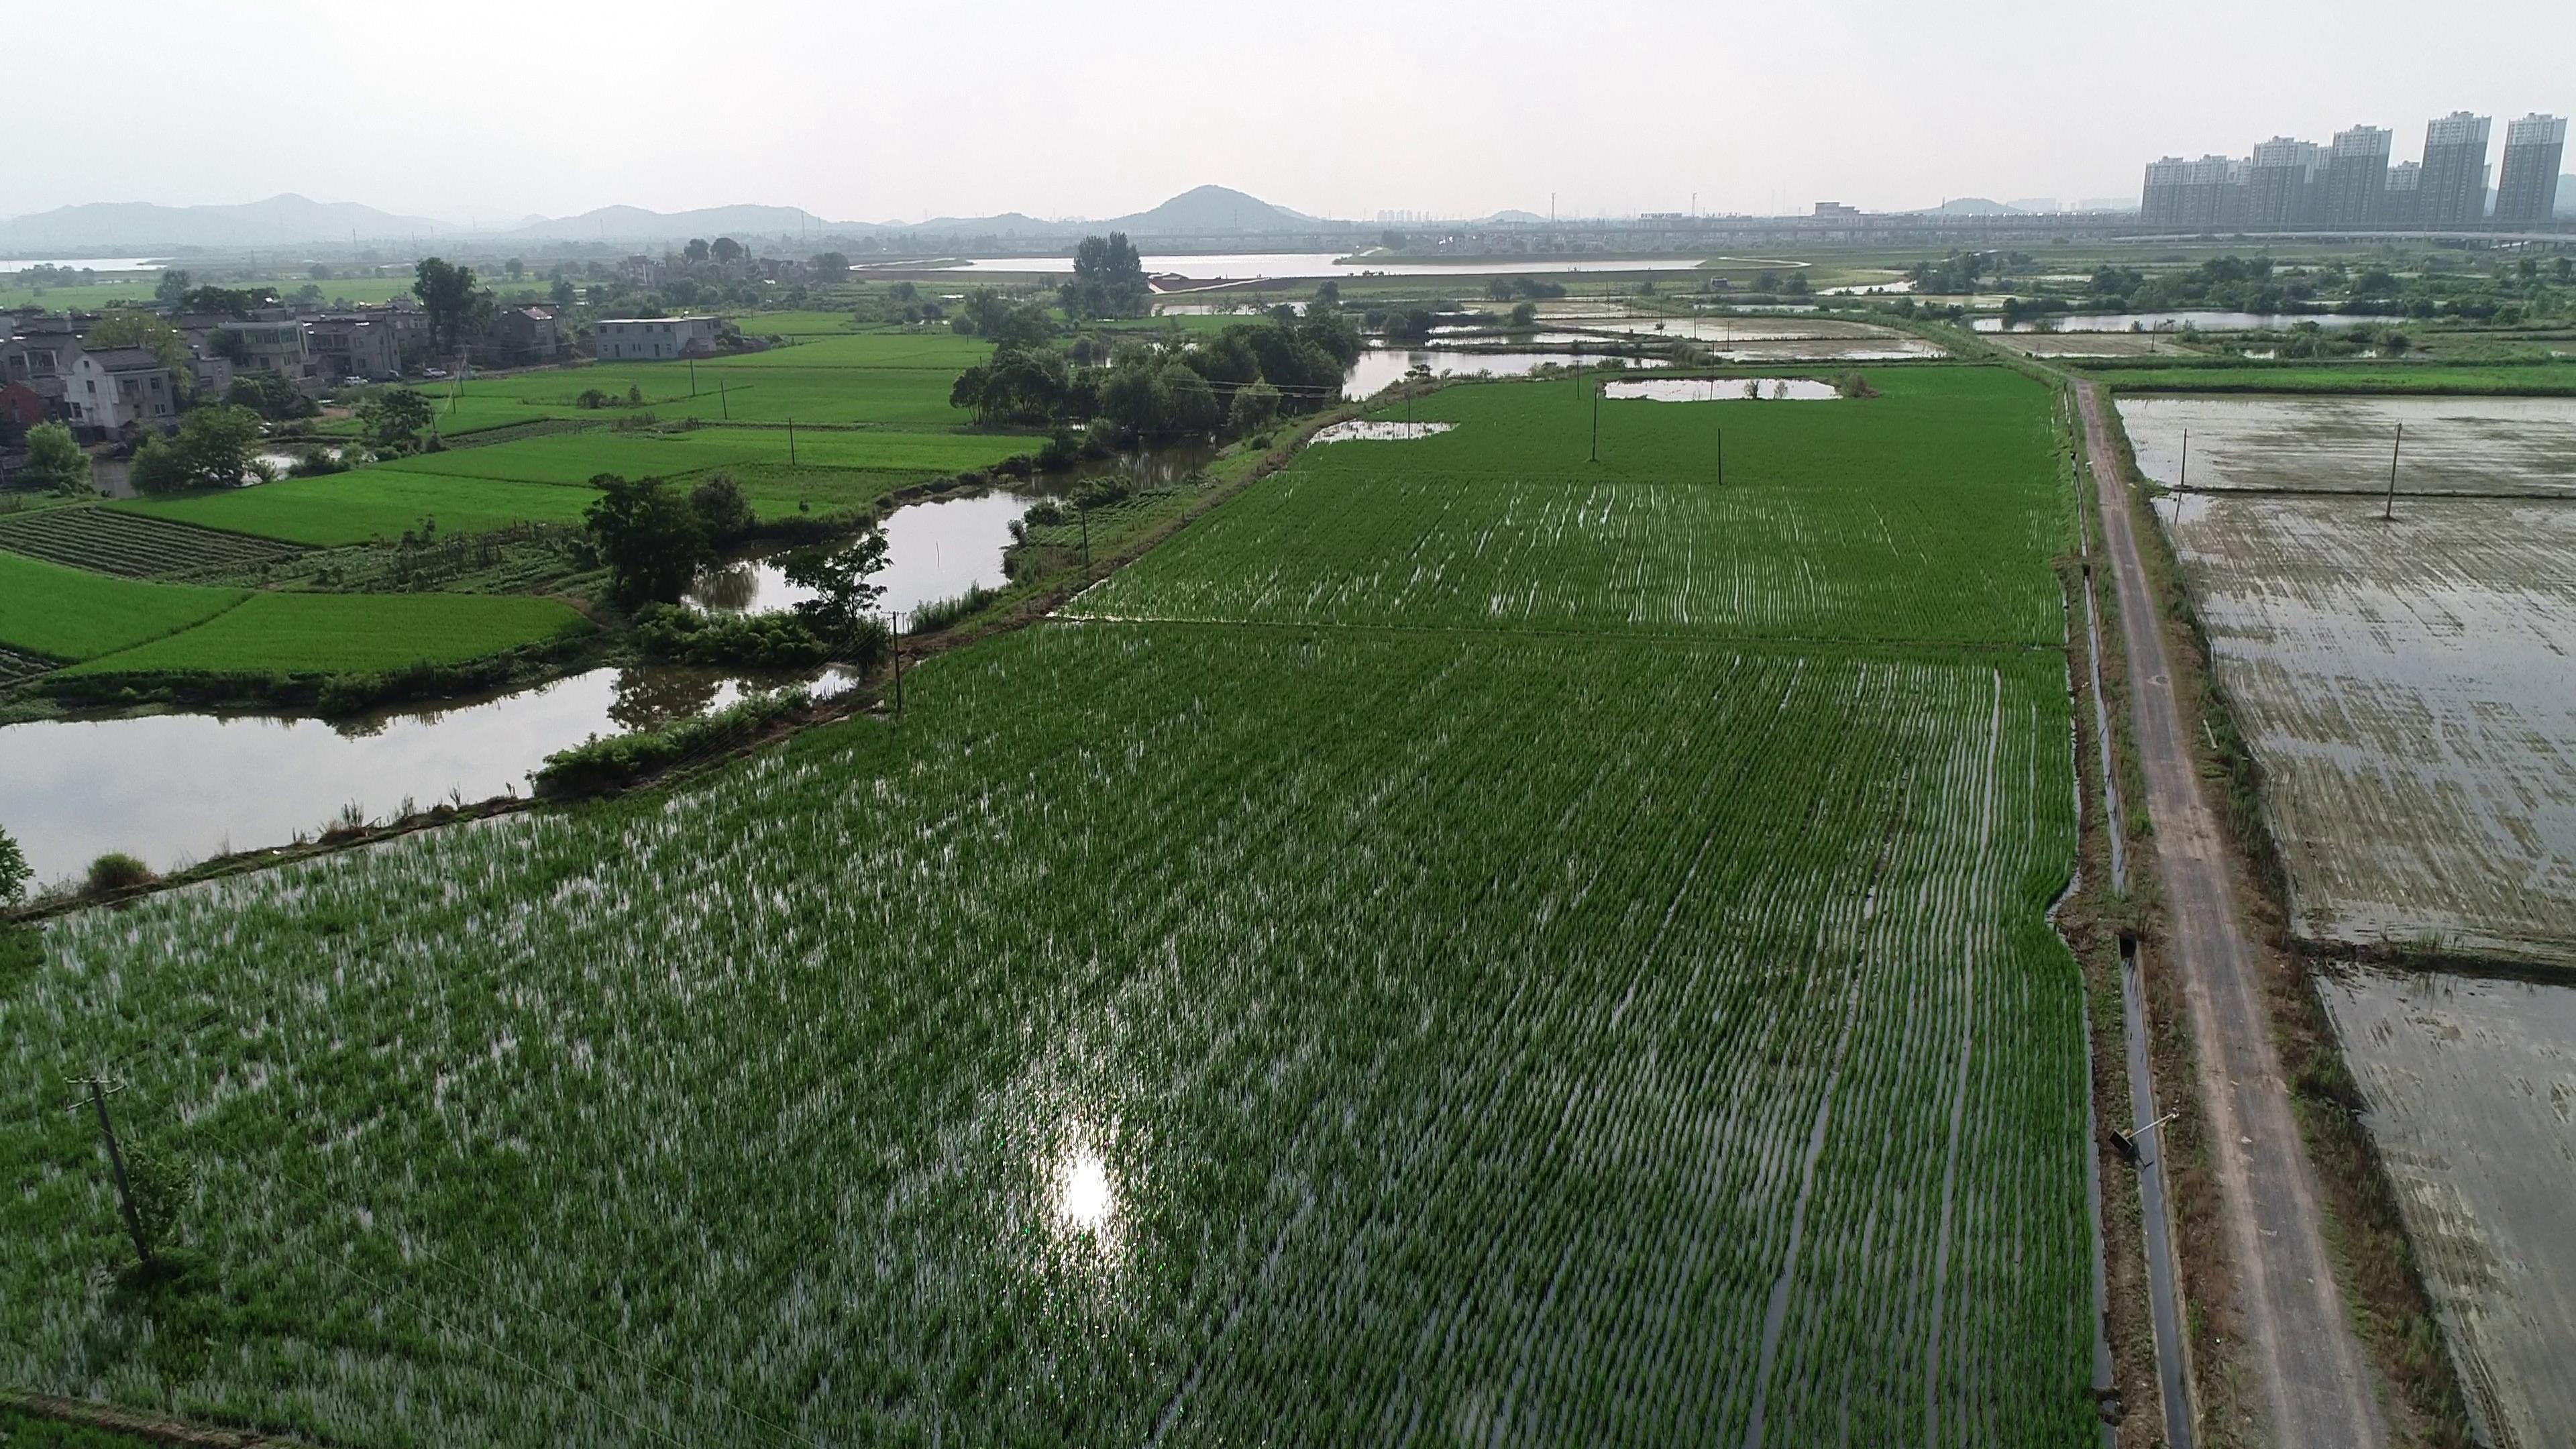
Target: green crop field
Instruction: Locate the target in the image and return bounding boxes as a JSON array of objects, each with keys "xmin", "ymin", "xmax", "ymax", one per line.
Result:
[
  {"xmin": 2, "ymin": 367, "xmax": 2098, "ymax": 1444},
  {"xmin": 0, "ymin": 551, "xmax": 245, "ymax": 661},
  {"xmin": 737, "ymin": 309, "xmax": 863, "ymax": 336},
  {"xmin": 62, "ymin": 591, "xmax": 590, "ymax": 677},
  {"xmin": 113, "ymin": 471, "xmax": 600, "ymax": 547},
  {"xmin": 110, "ymin": 428, "xmax": 1033, "ymax": 547},
  {"xmin": 1071, "ymin": 368, "xmax": 2068, "ymax": 645},
  {"xmin": 0, "ymin": 506, "xmax": 299, "ymax": 579}
]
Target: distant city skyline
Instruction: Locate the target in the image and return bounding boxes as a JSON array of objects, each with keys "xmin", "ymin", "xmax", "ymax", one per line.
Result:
[{"xmin": 2140, "ymin": 108, "xmax": 2568, "ymax": 229}]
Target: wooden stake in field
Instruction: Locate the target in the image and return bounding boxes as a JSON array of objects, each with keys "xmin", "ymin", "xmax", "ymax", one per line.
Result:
[
  {"xmin": 720, "ymin": 380, "xmax": 729, "ymax": 421},
  {"xmin": 75, "ymin": 1077, "xmax": 150, "ymax": 1267},
  {"xmin": 788, "ymin": 417, "xmax": 797, "ymax": 466},
  {"xmin": 2384, "ymin": 421, "xmax": 2403, "ymax": 521},
  {"xmin": 689, "ymin": 356, "xmax": 698, "ymax": 398}
]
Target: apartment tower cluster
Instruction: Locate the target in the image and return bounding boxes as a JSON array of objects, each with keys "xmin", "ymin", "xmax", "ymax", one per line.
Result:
[{"xmin": 2141, "ymin": 111, "xmax": 2565, "ymax": 230}]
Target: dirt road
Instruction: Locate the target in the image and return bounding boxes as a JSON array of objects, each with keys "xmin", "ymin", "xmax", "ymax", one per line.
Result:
[{"xmin": 2076, "ymin": 381, "xmax": 2387, "ymax": 1448}]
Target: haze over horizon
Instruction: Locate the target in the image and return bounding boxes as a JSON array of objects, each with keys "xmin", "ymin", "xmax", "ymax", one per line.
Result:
[{"xmin": 11, "ymin": 0, "xmax": 2574, "ymax": 229}]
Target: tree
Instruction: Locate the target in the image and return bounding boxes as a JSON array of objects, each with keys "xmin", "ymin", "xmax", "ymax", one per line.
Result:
[
  {"xmin": 551, "ymin": 277, "xmax": 578, "ymax": 309},
  {"xmin": 1509, "ymin": 301, "xmax": 1538, "ymax": 328},
  {"xmin": 812, "ymin": 251, "xmax": 850, "ymax": 276},
  {"xmin": 506, "ymin": 257, "xmax": 525, "ymax": 280},
  {"xmin": 0, "ymin": 821, "xmax": 27, "ymax": 904},
  {"xmin": 781, "ymin": 531, "xmax": 889, "ymax": 649},
  {"xmin": 584, "ymin": 474, "xmax": 714, "ymax": 608},
  {"xmin": 183, "ymin": 285, "xmax": 276, "ymax": 318},
  {"xmin": 130, "ymin": 406, "xmax": 262, "ymax": 494},
  {"xmin": 226, "ymin": 372, "xmax": 318, "ymax": 421},
  {"xmin": 412, "ymin": 257, "xmax": 492, "ymax": 354},
  {"xmin": 207, "ymin": 328, "xmax": 250, "ymax": 364},
  {"xmin": 359, "ymin": 388, "xmax": 435, "ymax": 453},
  {"xmin": 710, "ymin": 237, "xmax": 745, "ymax": 265},
  {"xmin": 1061, "ymin": 231, "xmax": 1150, "ymax": 319},
  {"xmin": 20, "ymin": 423, "xmax": 93, "ymax": 496},
  {"xmin": 153, "ymin": 268, "xmax": 193, "ymax": 307},
  {"xmin": 1228, "ymin": 379, "xmax": 1281, "ymax": 435},
  {"xmin": 689, "ymin": 473, "xmax": 755, "ymax": 542},
  {"xmin": 685, "ymin": 239, "xmax": 712, "ymax": 264}
]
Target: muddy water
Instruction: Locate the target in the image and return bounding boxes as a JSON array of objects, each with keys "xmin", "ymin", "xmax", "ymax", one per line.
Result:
[
  {"xmin": 2316, "ymin": 965, "xmax": 2576, "ymax": 1448},
  {"xmin": 1604, "ymin": 377, "xmax": 1839, "ymax": 401},
  {"xmin": 2120, "ymin": 394, "xmax": 2576, "ymax": 496},
  {"xmin": 1974, "ymin": 310, "xmax": 2377, "ymax": 333},
  {"xmin": 0, "ymin": 664, "xmax": 855, "ymax": 887}
]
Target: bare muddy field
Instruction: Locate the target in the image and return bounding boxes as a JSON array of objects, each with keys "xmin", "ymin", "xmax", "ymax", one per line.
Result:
[
  {"xmin": 2163, "ymin": 493, "xmax": 2576, "ymax": 964},
  {"xmin": 1988, "ymin": 332, "xmax": 2197, "ymax": 359},
  {"xmin": 2120, "ymin": 394, "xmax": 2576, "ymax": 496},
  {"xmin": 2316, "ymin": 965, "xmax": 2576, "ymax": 1449}
]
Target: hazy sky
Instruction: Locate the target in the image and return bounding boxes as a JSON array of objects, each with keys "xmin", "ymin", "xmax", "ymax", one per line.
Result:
[{"xmin": 12, "ymin": 0, "xmax": 2573, "ymax": 223}]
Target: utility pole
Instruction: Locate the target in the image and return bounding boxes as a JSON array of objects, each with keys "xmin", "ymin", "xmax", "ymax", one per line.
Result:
[
  {"xmin": 688, "ymin": 356, "xmax": 697, "ymax": 398},
  {"xmin": 788, "ymin": 417, "xmax": 796, "ymax": 466},
  {"xmin": 1589, "ymin": 377, "xmax": 1601, "ymax": 463},
  {"xmin": 890, "ymin": 612, "xmax": 904, "ymax": 715},
  {"xmin": 720, "ymin": 380, "xmax": 729, "ymax": 420},
  {"xmin": 2384, "ymin": 421, "xmax": 2402, "ymax": 521},
  {"xmin": 1717, "ymin": 427, "xmax": 1725, "ymax": 487},
  {"xmin": 76, "ymin": 1077, "xmax": 150, "ymax": 1267},
  {"xmin": 2178, "ymin": 428, "xmax": 2189, "ymax": 491},
  {"xmin": 1080, "ymin": 503, "xmax": 1091, "ymax": 568}
]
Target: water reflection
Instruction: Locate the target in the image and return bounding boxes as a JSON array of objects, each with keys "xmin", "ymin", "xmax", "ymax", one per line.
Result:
[
  {"xmin": 1973, "ymin": 310, "xmax": 2378, "ymax": 333},
  {"xmin": 1341, "ymin": 347, "xmax": 1667, "ymax": 399},
  {"xmin": 1056, "ymin": 1148, "xmax": 1115, "ymax": 1231},
  {"xmin": 0, "ymin": 663, "xmax": 850, "ymax": 886},
  {"xmin": 690, "ymin": 490, "xmax": 1046, "ymax": 619}
]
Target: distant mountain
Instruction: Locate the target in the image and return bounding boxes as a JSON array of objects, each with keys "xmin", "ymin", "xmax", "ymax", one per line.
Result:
[
  {"xmin": 504, "ymin": 204, "xmax": 859, "ymax": 242},
  {"xmin": 1096, "ymin": 184, "xmax": 1323, "ymax": 235},
  {"xmin": 897, "ymin": 212, "xmax": 1057, "ymax": 237},
  {"xmin": 1911, "ymin": 197, "xmax": 2021, "ymax": 217},
  {"xmin": 1, "ymin": 194, "xmax": 459, "ymax": 251}
]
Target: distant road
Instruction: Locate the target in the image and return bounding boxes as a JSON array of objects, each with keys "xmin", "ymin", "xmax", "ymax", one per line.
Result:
[{"xmin": 2076, "ymin": 380, "xmax": 2388, "ymax": 1448}]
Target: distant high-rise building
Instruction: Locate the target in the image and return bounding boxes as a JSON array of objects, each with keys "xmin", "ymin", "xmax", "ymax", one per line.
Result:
[
  {"xmin": 2246, "ymin": 136, "xmax": 2324, "ymax": 227},
  {"xmin": 2494, "ymin": 113, "xmax": 2567, "ymax": 225},
  {"xmin": 2418, "ymin": 111, "xmax": 2492, "ymax": 227},
  {"xmin": 2322, "ymin": 125, "xmax": 2393, "ymax": 227},
  {"xmin": 2141, "ymin": 155, "xmax": 2249, "ymax": 231},
  {"xmin": 2381, "ymin": 162, "xmax": 2423, "ymax": 229}
]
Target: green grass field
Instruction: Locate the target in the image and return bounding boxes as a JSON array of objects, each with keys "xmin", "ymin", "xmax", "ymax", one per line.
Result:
[
  {"xmin": 0, "ymin": 551, "xmax": 245, "ymax": 661},
  {"xmin": 113, "ymin": 471, "xmax": 601, "ymax": 547},
  {"xmin": 62, "ymin": 592, "xmax": 590, "ymax": 677},
  {"xmin": 3, "ymin": 365, "xmax": 2099, "ymax": 1444}
]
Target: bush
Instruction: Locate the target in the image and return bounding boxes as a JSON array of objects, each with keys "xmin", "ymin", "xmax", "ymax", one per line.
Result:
[
  {"xmin": 0, "ymin": 824, "xmax": 28, "ymax": 903},
  {"xmin": 533, "ymin": 689, "xmax": 810, "ymax": 798},
  {"xmin": 630, "ymin": 604, "xmax": 830, "ymax": 669},
  {"xmin": 690, "ymin": 473, "xmax": 755, "ymax": 542},
  {"xmin": 20, "ymin": 422, "xmax": 92, "ymax": 496},
  {"xmin": 86, "ymin": 852, "xmax": 154, "ymax": 896},
  {"xmin": 910, "ymin": 584, "xmax": 1000, "ymax": 635}
]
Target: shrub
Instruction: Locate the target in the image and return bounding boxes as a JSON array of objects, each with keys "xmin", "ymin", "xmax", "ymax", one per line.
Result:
[
  {"xmin": 86, "ymin": 852, "xmax": 154, "ymax": 896},
  {"xmin": 629, "ymin": 604, "xmax": 830, "ymax": 669},
  {"xmin": 910, "ymin": 584, "xmax": 1000, "ymax": 635},
  {"xmin": 533, "ymin": 689, "xmax": 810, "ymax": 798},
  {"xmin": 0, "ymin": 824, "xmax": 28, "ymax": 902}
]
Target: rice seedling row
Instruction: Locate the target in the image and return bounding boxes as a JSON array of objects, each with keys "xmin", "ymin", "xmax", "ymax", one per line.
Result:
[
  {"xmin": 0, "ymin": 507, "xmax": 299, "ymax": 580},
  {"xmin": 5, "ymin": 627, "xmax": 2090, "ymax": 1446}
]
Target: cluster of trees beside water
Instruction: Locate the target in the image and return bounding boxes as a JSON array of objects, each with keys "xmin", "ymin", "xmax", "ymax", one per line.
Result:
[{"xmin": 949, "ymin": 292, "xmax": 1363, "ymax": 441}]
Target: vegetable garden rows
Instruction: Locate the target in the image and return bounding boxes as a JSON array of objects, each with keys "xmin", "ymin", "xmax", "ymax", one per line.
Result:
[{"xmin": 3, "ymin": 366, "xmax": 2099, "ymax": 1445}]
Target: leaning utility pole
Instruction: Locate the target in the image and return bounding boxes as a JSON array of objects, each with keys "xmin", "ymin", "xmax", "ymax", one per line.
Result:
[
  {"xmin": 75, "ymin": 1077, "xmax": 150, "ymax": 1266},
  {"xmin": 1589, "ymin": 378, "xmax": 1601, "ymax": 463},
  {"xmin": 2384, "ymin": 421, "xmax": 2403, "ymax": 521}
]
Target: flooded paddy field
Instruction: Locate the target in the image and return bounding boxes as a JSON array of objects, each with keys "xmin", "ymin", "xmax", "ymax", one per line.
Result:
[
  {"xmin": 2316, "ymin": 965, "xmax": 2576, "ymax": 1448},
  {"xmin": 2120, "ymin": 394, "xmax": 2576, "ymax": 496},
  {"xmin": 1988, "ymin": 332, "xmax": 2196, "ymax": 359},
  {"xmin": 2162, "ymin": 492, "xmax": 2576, "ymax": 964}
]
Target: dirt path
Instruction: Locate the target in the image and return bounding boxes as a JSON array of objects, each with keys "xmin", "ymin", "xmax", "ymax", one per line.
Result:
[{"xmin": 2076, "ymin": 381, "xmax": 2387, "ymax": 1448}]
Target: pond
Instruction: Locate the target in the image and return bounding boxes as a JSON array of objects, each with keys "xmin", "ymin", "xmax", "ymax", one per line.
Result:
[
  {"xmin": 1341, "ymin": 347, "xmax": 1666, "ymax": 398},
  {"xmin": 1974, "ymin": 310, "xmax": 2379, "ymax": 333},
  {"xmin": 0, "ymin": 256, "xmax": 168, "ymax": 273},
  {"xmin": 692, "ymin": 490, "xmax": 1044, "ymax": 619},
  {"xmin": 0, "ymin": 663, "xmax": 855, "ymax": 888}
]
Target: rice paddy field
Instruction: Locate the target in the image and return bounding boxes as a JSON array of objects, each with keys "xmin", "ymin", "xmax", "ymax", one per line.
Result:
[
  {"xmin": 58, "ymin": 592, "xmax": 591, "ymax": 678},
  {"xmin": 1, "ymin": 366, "xmax": 2104, "ymax": 1444},
  {"xmin": 0, "ymin": 551, "xmax": 244, "ymax": 663},
  {"xmin": 2118, "ymin": 394, "xmax": 2576, "ymax": 496},
  {"xmin": 2159, "ymin": 491, "xmax": 2576, "ymax": 966},
  {"xmin": 2315, "ymin": 966, "xmax": 2576, "ymax": 1449},
  {"xmin": 0, "ymin": 506, "xmax": 300, "ymax": 580}
]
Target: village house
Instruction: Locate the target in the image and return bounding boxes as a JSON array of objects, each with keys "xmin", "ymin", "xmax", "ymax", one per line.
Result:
[
  {"xmin": 592, "ymin": 315, "xmax": 724, "ymax": 361},
  {"xmin": 478, "ymin": 305, "xmax": 565, "ymax": 367},
  {"xmin": 62, "ymin": 348, "xmax": 179, "ymax": 434},
  {"xmin": 305, "ymin": 313, "xmax": 402, "ymax": 380},
  {"xmin": 213, "ymin": 319, "xmax": 320, "ymax": 390}
]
